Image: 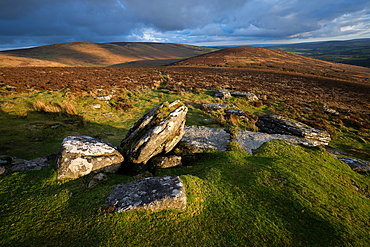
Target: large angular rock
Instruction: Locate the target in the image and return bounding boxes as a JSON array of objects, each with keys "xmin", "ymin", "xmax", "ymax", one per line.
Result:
[
  {"xmin": 104, "ymin": 176, "xmax": 186, "ymax": 212},
  {"xmin": 236, "ymin": 129, "xmax": 316, "ymax": 154},
  {"xmin": 256, "ymin": 114, "xmax": 331, "ymax": 146},
  {"xmin": 120, "ymin": 100, "xmax": 188, "ymax": 170},
  {"xmin": 56, "ymin": 136, "xmax": 124, "ymax": 180}
]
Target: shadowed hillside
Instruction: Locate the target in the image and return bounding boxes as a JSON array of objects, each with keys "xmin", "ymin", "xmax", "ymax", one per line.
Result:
[
  {"xmin": 171, "ymin": 46, "xmax": 370, "ymax": 84},
  {"xmin": 0, "ymin": 42, "xmax": 218, "ymax": 67}
]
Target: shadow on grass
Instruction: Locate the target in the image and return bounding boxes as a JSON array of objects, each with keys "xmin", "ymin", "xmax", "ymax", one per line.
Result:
[{"xmin": 1, "ymin": 108, "xmax": 368, "ymax": 246}]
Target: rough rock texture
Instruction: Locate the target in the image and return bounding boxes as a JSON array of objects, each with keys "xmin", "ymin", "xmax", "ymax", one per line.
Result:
[
  {"xmin": 215, "ymin": 89, "xmax": 231, "ymax": 99},
  {"xmin": 231, "ymin": 92, "xmax": 259, "ymax": 101},
  {"xmin": 149, "ymin": 155, "xmax": 182, "ymax": 169},
  {"xmin": 120, "ymin": 100, "xmax": 188, "ymax": 171},
  {"xmin": 201, "ymin": 103, "xmax": 234, "ymax": 111},
  {"xmin": 0, "ymin": 155, "xmax": 50, "ymax": 173},
  {"xmin": 56, "ymin": 136, "xmax": 124, "ymax": 180},
  {"xmin": 105, "ymin": 176, "xmax": 186, "ymax": 212},
  {"xmin": 256, "ymin": 114, "xmax": 331, "ymax": 146},
  {"xmin": 236, "ymin": 129, "xmax": 316, "ymax": 154},
  {"xmin": 225, "ymin": 109, "xmax": 247, "ymax": 117},
  {"xmin": 336, "ymin": 157, "xmax": 370, "ymax": 173},
  {"xmin": 179, "ymin": 126, "xmax": 230, "ymax": 152}
]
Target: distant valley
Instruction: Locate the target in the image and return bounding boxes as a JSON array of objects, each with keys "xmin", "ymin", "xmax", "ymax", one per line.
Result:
[{"xmin": 269, "ymin": 38, "xmax": 370, "ymax": 68}]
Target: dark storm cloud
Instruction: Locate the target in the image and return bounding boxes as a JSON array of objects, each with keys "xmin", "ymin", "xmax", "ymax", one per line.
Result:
[{"xmin": 0, "ymin": 0, "xmax": 370, "ymax": 49}]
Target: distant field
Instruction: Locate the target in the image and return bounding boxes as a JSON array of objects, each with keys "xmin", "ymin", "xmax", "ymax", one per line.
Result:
[{"xmin": 270, "ymin": 39, "xmax": 370, "ymax": 68}]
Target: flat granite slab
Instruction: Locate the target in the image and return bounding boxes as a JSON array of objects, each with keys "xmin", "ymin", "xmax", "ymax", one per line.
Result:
[
  {"xmin": 180, "ymin": 126, "xmax": 230, "ymax": 152},
  {"xmin": 236, "ymin": 129, "xmax": 316, "ymax": 154},
  {"xmin": 105, "ymin": 176, "xmax": 186, "ymax": 212}
]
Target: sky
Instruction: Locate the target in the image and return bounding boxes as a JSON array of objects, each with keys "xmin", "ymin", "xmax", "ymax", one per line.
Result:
[{"xmin": 1, "ymin": 0, "xmax": 370, "ymax": 50}]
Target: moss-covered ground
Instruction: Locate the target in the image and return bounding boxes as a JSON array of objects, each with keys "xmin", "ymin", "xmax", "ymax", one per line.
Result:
[{"xmin": 1, "ymin": 88, "xmax": 370, "ymax": 246}]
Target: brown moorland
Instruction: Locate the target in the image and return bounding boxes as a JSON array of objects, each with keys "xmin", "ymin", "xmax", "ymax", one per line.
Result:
[
  {"xmin": 172, "ymin": 46, "xmax": 370, "ymax": 84},
  {"xmin": 1, "ymin": 66, "xmax": 370, "ymax": 112},
  {"xmin": 0, "ymin": 42, "xmax": 217, "ymax": 67}
]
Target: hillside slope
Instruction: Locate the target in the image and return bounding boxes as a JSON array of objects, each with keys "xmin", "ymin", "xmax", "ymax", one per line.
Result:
[
  {"xmin": 0, "ymin": 42, "xmax": 217, "ymax": 67},
  {"xmin": 172, "ymin": 46, "xmax": 370, "ymax": 84},
  {"xmin": 270, "ymin": 38, "xmax": 370, "ymax": 68}
]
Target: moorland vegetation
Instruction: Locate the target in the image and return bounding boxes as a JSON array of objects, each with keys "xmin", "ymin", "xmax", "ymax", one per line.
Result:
[{"xmin": 0, "ymin": 44, "xmax": 370, "ymax": 246}]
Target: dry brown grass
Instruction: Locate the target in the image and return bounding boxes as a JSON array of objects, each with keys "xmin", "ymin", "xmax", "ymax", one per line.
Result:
[{"xmin": 33, "ymin": 100, "xmax": 77, "ymax": 115}]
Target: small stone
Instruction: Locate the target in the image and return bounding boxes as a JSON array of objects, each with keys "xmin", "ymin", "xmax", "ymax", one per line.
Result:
[
  {"xmin": 225, "ymin": 109, "xmax": 248, "ymax": 117},
  {"xmin": 201, "ymin": 103, "xmax": 234, "ymax": 111},
  {"xmin": 91, "ymin": 104, "xmax": 101, "ymax": 109},
  {"xmin": 214, "ymin": 89, "xmax": 231, "ymax": 99},
  {"xmin": 149, "ymin": 156, "xmax": 182, "ymax": 169},
  {"xmin": 96, "ymin": 95, "xmax": 113, "ymax": 101},
  {"xmin": 231, "ymin": 92, "xmax": 259, "ymax": 101}
]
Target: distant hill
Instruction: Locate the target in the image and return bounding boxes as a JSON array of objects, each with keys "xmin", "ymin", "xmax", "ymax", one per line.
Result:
[
  {"xmin": 269, "ymin": 38, "xmax": 370, "ymax": 68},
  {"xmin": 171, "ymin": 46, "xmax": 370, "ymax": 84},
  {"xmin": 0, "ymin": 42, "xmax": 218, "ymax": 67}
]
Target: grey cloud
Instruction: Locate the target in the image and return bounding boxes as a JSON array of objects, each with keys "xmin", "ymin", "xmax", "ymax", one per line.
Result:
[{"xmin": 0, "ymin": 0, "xmax": 370, "ymax": 49}]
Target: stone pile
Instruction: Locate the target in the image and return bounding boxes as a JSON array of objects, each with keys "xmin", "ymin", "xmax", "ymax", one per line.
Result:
[{"xmin": 256, "ymin": 114, "xmax": 331, "ymax": 146}]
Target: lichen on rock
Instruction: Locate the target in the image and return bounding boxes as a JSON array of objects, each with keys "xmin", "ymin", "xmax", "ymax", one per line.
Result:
[
  {"xmin": 120, "ymin": 100, "xmax": 188, "ymax": 171},
  {"xmin": 104, "ymin": 176, "xmax": 186, "ymax": 212},
  {"xmin": 56, "ymin": 136, "xmax": 124, "ymax": 180}
]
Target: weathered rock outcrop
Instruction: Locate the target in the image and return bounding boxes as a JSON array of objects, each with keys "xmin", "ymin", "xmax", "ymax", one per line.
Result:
[
  {"xmin": 256, "ymin": 114, "xmax": 331, "ymax": 146},
  {"xmin": 231, "ymin": 92, "xmax": 259, "ymax": 101},
  {"xmin": 215, "ymin": 89, "xmax": 231, "ymax": 99},
  {"xmin": 236, "ymin": 130, "xmax": 316, "ymax": 154},
  {"xmin": 56, "ymin": 136, "xmax": 124, "ymax": 180},
  {"xmin": 179, "ymin": 126, "xmax": 230, "ymax": 152},
  {"xmin": 104, "ymin": 176, "xmax": 186, "ymax": 212},
  {"xmin": 120, "ymin": 100, "xmax": 188, "ymax": 171},
  {"xmin": 201, "ymin": 103, "xmax": 234, "ymax": 111}
]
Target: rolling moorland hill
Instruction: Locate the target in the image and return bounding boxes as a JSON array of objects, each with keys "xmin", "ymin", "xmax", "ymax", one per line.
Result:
[
  {"xmin": 269, "ymin": 38, "xmax": 370, "ymax": 68},
  {"xmin": 171, "ymin": 46, "xmax": 370, "ymax": 84},
  {"xmin": 0, "ymin": 42, "xmax": 218, "ymax": 67}
]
